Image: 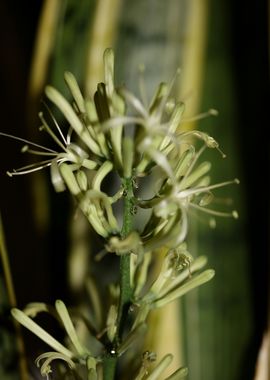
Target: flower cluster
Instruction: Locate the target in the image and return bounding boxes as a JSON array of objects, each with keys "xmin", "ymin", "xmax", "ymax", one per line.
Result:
[
  {"xmin": 3, "ymin": 49, "xmax": 238, "ymax": 243},
  {"xmin": 4, "ymin": 49, "xmax": 239, "ymax": 379}
]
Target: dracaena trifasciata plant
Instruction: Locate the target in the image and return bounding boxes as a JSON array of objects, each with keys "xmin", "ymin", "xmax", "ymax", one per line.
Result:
[{"xmin": 2, "ymin": 48, "xmax": 239, "ymax": 380}]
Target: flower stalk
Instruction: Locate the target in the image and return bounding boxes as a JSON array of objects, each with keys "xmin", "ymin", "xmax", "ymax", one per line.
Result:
[
  {"xmin": 1, "ymin": 48, "xmax": 240, "ymax": 380},
  {"xmin": 103, "ymin": 176, "xmax": 135, "ymax": 380},
  {"xmin": 118, "ymin": 177, "xmax": 134, "ymax": 333}
]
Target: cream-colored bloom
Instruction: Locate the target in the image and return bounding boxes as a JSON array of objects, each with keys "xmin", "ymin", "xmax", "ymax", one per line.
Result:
[
  {"xmin": 138, "ymin": 145, "xmax": 239, "ymax": 250},
  {"xmin": 11, "ymin": 300, "xmax": 98, "ymax": 378}
]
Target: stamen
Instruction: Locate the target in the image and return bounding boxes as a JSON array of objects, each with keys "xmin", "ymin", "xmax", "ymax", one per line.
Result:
[
  {"xmin": 232, "ymin": 210, "xmax": 239, "ymax": 219},
  {"xmin": 7, "ymin": 160, "xmax": 53, "ymax": 176},
  {"xmin": 178, "ymin": 178, "xmax": 239, "ymax": 198},
  {"xmin": 216, "ymin": 146, "xmax": 226, "ymax": 159},
  {"xmin": 42, "ymin": 101, "xmax": 68, "ymax": 145},
  {"xmin": 66, "ymin": 127, "xmax": 73, "ymax": 145},
  {"xmin": 21, "ymin": 145, "xmax": 58, "ymax": 156},
  {"xmin": 159, "ymin": 102, "xmax": 185, "ymax": 151},
  {"xmin": 119, "ymin": 88, "xmax": 148, "ymax": 118},
  {"xmin": 182, "ymin": 108, "xmax": 218, "ymax": 122},
  {"xmin": 188, "ymin": 207, "xmax": 217, "ymax": 228},
  {"xmin": 190, "ymin": 202, "xmax": 238, "ymax": 218},
  {"xmin": 178, "ymin": 130, "xmax": 226, "ymax": 158},
  {"xmin": 154, "ymin": 68, "xmax": 181, "ymax": 121},
  {"xmin": 166, "ymin": 68, "xmax": 181, "ymax": 98},
  {"xmin": 39, "ymin": 112, "xmax": 67, "ymax": 152},
  {"xmin": 0, "ymin": 132, "xmax": 57, "ymax": 153}
]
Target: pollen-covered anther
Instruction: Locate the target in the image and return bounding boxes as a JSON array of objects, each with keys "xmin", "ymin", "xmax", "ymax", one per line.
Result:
[
  {"xmin": 232, "ymin": 210, "xmax": 239, "ymax": 219},
  {"xmin": 209, "ymin": 108, "xmax": 219, "ymax": 116},
  {"xmin": 21, "ymin": 145, "xmax": 29, "ymax": 153}
]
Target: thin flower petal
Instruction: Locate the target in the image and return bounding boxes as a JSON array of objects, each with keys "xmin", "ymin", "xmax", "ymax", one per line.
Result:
[
  {"xmin": 153, "ymin": 269, "xmax": 215, "ymax": 308},
  {"xmin": 55, "ymin": 300, "xmax": 88, "ymax": 356},
  {"xmin": 144, "ymin": 354, "xmax": 173, "ymax": 380},
  {"xmin": 11, "ymin": 308, "xmax": 74, "ymax": 358}
]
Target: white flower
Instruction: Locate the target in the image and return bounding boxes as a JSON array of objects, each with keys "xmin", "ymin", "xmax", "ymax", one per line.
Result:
[
  {"xmin": 1, "ymin": 88, "xmax": 99, "ymax": 193},
  {"xmin": 138, "ymin": 145, "xmax": 239, "ymax": 250},
  {"xmin": 11, "ymin": 300, "xmax": 98, "ymax": 378}
]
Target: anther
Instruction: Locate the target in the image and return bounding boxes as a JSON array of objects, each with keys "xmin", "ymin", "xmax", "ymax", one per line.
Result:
[
  {"xmin": 209, "ymin": 108, "xmax": 219, "ymax": 116},
  {"xmin": 21, "ymin": 145, "xmax": 29, "ymax": 153},
  {"xmin": 232, "ymin": 210, "xmax": 239, "ymax": 219}
]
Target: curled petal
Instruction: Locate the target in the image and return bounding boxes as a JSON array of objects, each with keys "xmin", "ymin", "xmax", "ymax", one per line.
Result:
[
  {"xmin": 59, "ymin": 163, "xmax": 81, "ymax": 195},
  {"xmin": 92, "ymin": 161, "xmax": 113, "ymax": 191},
  {"xmin": 51, "ymin": 159, "xmax": 66, "ymax": 192},
  {"xmin": 23, "ymin": 303, "xmax": 55, "ymax": 319},
  {"xmin": 36, "ymin": 351, "xmax": 75, "ymax": 377}
]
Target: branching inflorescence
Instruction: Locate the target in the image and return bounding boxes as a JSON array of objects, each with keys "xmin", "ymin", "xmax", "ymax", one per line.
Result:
[{"xmin": 3, "ymin": 49, "xmax": 239, "ymax": 380}]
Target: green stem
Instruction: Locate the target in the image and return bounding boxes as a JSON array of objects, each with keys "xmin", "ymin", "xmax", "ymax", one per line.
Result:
[
  {"xmin": 103, "ymin": 355, "xmax": 117, "ymax": 380},
  {"xmin": 118, "ymin": 177, "xmax": 134, "ymax": 331},
  {"xmin": 103, "ymin": 177, "xmax": 134, "ymax": 380}
]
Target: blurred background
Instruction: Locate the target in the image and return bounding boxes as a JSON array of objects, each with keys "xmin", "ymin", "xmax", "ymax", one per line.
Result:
[{"xmin": 0, "ymin": 1, "xmax": 268, "ymax": 379}]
